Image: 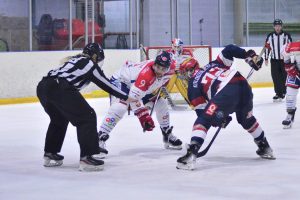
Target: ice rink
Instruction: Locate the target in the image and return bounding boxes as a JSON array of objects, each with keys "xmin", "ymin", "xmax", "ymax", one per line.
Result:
[{"xmin": 0, "ymin": 87, "xmax": 299, "ymax": 200}]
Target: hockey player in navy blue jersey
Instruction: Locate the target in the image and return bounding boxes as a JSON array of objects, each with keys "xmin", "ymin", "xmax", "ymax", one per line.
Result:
[{"xmin": 177, "ymin": 44, "xmax": 276, "ymax": 170}]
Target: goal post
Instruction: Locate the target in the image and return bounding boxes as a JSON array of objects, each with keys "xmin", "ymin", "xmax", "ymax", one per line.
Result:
[
  {"xmin": 141, "ymin": 45, "xmax": 212, "ymax": 106},
  {"xmin": 141, "ymin": 45, "xmax": 212, "ymax": 68}
]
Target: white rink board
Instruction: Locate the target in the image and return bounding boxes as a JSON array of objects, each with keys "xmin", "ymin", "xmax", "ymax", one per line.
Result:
[
  {"xmin": 0, "ymin": 50, "xmax": 140, "ymax": 98},
  {"xmin": 0, "ymin": 88, "xmax": 299, "ymax": 200},
  {"xmin": 0, "ymin": 47, "xmax": 270, "ymax": 99}
]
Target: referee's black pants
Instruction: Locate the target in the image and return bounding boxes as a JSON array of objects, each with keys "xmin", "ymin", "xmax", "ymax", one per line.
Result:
[
  {"xmin": 37, "ymin": 77, "xmax": 100, "ymax": 157},
  {"xmin": 271, "ymin": 59, "xmax": 287, "ymax": 97}
]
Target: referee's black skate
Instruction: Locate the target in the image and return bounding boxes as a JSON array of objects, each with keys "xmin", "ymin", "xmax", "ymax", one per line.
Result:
[
  {"xmin": 177, "ymin": 143, "xmax": 200, "ymax": 170},
  {"xmin": 282, "ymin": 108, "xmax": 296, "ymax": 129},
  {"xmin": 273, "ymin": 94, "xmax": 284, "ymax": 102},
  {"xmin": 79, "ymin": 155, "xmax": 104, "ymax": 171},
  {"xmin": 43, "ymin": 152, "xmax": 64, "ymax": 167},
  {"xmin": 161, "ymin": 126, "xmax": 182, "ymax": 150},
  {"xmin": 254, "ymin": 137, "xmax": 276, "ymax": 160}
]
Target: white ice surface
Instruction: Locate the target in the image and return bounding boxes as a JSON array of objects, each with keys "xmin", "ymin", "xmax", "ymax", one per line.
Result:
[{"xmin": 0, "ymin": 88, "xmax": 300, "ymax": 200}]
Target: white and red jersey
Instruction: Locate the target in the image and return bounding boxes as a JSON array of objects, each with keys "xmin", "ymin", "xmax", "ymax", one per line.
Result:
[
  {"xmin": 112, "ymin": 60, "xmax": 175, "ymax": 107},
  {"xmin": 166, "ymin": 49, "xmax": 194, "ymax": 70},
  {"xmin": 282, "ymin": 41, "xmax": 300, "ymax": 69}
]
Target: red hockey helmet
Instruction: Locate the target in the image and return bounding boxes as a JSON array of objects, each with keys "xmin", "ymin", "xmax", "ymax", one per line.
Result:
[{"xmin": 179, "ymin": 57, "xmax": 200, "ymax": 78}]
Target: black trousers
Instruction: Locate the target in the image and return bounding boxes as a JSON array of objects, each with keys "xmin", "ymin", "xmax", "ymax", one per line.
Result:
[
  {"xmin": 37, "ymin": 77, "xmax": 100, "ymax": 157},
  {"xmin": 271, "ymin": 59, "xmax": 287, "ymax": 96}
]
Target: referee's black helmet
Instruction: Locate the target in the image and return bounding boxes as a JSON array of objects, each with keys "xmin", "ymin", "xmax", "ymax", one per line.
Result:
[
  {"xmin": 83, "ymin": 43, "xmax": 105, "ymax": 62},
  {"xmin": 273, "ymin": 19, "xmax": 283, "ymax": 26}
]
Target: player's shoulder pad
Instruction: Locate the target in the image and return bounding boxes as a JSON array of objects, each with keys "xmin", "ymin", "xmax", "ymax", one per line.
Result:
[
  {"xmin": 134, "ymin": 61, "xmax": 156, "ymax": 91},
  {"xmin": 285, "ymin": 41, "xmax": 300, "ymax": 53}
]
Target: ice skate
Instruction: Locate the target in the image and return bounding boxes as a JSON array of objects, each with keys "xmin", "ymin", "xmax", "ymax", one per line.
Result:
[
  {"xmin": 161, "ymin": 126, "xmax": 182, "ymax": 150},
  {"xmin": 255, "ymin": 137, "xmax": 276, "ymax": 160},
  {"xmin": 282, "ymin": 108, "xmax": 296, "ymax": 129},
  {"xmin": 176, "ymin": 144, "xmax": 200, "ymax": 170},
  {"xmin": 79, "ymin": 155, "xmax": 104, "ymax": 171},
  {"xmin": 43, "ymin": 152, "xmax": 64, "ymax": 167},
  {"xmin": 94, "ymin": 131, "xmax": 109, "ymax": 159},
  {"xmin": 273, "ymin": 94, "xmax": 284, "ymax": 102}
]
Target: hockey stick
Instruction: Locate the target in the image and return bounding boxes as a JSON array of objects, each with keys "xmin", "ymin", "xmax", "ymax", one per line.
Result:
[
  {"xmin": 143, "ymin": 87, "xmax": 162, "ymax": 132},
  {"xmin": 161, "ymin": 86, "xmax": 176, "ymax": 108},
  {"xmin": 197, "ymin": 126, "xmax": 222, "ymax": 157},
  {"xmin": 246, "ymin": 45, "xmax": 266, "ymax": 80},
  {"xmin": 140, "ymin": 44, "xmax": 148, "ymax": 60}
]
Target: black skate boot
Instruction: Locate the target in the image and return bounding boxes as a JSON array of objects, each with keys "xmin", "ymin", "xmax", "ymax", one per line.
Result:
[
  {"xmin": 177, "ymin": 143, "xmax": 201, "ymax": 170},
  {"xmin": 79, "ymin": 155, "xmax": 104, "ymax": 171},
  {"xmin": 43, "ymin": 152, "xmax": 64, "ymax": 167},
  {"xmin": 282, "ymin": 108, "xmax": 296, "ymax": 129},
  {"xmin": 254, "ymin": 137, "xmax": 276, "ymax": 160},
  {"xmin": 95, "ymin": 131, "xmax": 109, "ymax": 159},
  {"xmin": 161, "ymin": 126, "xmax": 182, "ymax": 150},
  {"xmin": 273, "ymin": 94, "xmax": 283, "ymax": 102}
]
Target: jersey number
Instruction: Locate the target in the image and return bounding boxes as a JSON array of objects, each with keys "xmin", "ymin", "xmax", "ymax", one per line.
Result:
[
  {"xmin": 206, "ymin": 103, "xmax": 217, "ymax": 116},
  {"xmin": 139, "ymin": 80, "xmax": 146, "ymax": 88}
]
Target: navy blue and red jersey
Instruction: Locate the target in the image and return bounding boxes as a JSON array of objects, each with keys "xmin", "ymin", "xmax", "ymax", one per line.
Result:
[{"xmin": 188, "ymin": 44, "xmax": 249, "ymax": 111}]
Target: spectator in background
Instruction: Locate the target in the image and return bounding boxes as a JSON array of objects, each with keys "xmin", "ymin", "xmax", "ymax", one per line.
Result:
[{"xmin": 265, "ymin": 19, "xmax": 292, "ymax": 102}]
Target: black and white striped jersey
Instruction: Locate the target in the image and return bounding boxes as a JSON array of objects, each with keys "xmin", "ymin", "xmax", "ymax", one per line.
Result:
[
  {"xmin": 47, "ymin": 55, "xmax": 128, "ymax": 100},
  {"xmin": 265, "ymin": 31, "xmax": 292, "ymax": 60}
]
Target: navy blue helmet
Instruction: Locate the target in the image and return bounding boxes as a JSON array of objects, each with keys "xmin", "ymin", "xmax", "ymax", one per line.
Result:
[{"xmin": 155, "ymin": 51, "xmax": 171, "ymax": 68}]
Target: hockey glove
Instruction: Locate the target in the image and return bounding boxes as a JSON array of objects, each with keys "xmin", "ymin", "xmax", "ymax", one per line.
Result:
[
  {"xmin": 135, "ymin": 107, "xmax": 155, "ymax": 131},
  {"xmin": 245, "ymin": 49, "xmax": 263, "ymax": 71},
  {"xmin": 285, "ymin": 63, "xmax": 300, "ymax": 77},
  {"xmin": 221, "ymin": 116, "xmax": 232, "ymax": 128},
  {"xmin": 264, "ymin": 42, "xmax": 271, "ymax": 50}
]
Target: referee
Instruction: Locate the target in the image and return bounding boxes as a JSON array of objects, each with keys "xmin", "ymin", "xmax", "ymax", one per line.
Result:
[
  {"xmin": 37, "ymin": 43, "xmax": 130, "ymax": 171},
  {"xmin": 265, "ymin": 19, "xmax": 292, "ymax": 102}
]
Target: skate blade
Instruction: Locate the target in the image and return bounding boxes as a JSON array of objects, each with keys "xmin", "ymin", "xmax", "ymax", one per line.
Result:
[
  {"xmin": 283, "ymin": 124, "xmax": 292, "ymax": 129},
  {"xmin": 79, "ymin": 162, "xmax": 104, "ymax": 172},
  {"xmin": 43, "ymin": 158, "xmax": 63, "ymax": 167},
  {"xmin": 176, "ymin": 162, "xmax": 195, "ymax": 170},
  {"xmin": 93, "ymin": 152, "xmax": 107, "ymax": 159},
  {"xmin": 273, "ymin": 98, "xmax": 283, "ymax": 103},
  {"xmin": 164, "ymin": 144, "xmax": 182, "ymax": 150},
  {"xmin": 259, "ymin": 154, "xmax": 276, "ymax": 160}
]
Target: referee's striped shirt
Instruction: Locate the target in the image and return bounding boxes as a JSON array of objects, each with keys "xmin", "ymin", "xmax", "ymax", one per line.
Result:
[
  {"xmin": 47, "ymin": 55, "xmax": 128, "ymax": 100},
  {"xmin": 265, "ymin": 31, "xmax": 292, "ymax": 60}
]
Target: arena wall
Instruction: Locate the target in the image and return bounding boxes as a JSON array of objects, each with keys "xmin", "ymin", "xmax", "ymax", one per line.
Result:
[{"xmin": 0, "ymin": 47, "xmax": 272, "ymax": 105}]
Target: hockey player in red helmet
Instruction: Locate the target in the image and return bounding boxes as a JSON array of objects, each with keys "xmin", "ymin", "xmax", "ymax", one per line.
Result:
[
  {"xmin": 97, "ymin": 51, "xmax": 183, "ymax": 158},
  {"xmin": 179, "ymin": 57, "xmax": 201, "ymax": 79}
]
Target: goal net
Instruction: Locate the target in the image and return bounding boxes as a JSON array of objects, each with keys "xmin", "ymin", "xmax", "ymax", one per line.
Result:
[{"xmin": 141, "ymin": 45, "xmax": 212, "ymax": 105}]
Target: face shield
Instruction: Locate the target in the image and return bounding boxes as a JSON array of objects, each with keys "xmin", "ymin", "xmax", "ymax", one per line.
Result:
[{"xmin": 153, "ymin": 64, "xmax": 170, "ymax": 77}]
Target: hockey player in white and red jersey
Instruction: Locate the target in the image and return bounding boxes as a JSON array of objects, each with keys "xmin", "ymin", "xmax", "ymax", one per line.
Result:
[
  {"xmin": 281, "ymin": 41, "xmax": 300, "ymax": 129},
  {"xmin": 97, "ymin": 51, "xmax": 182, "ymax": 157},
  {"xmin": 176, "ymin": 44, "xmax": 276, "ymax": 170}
]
